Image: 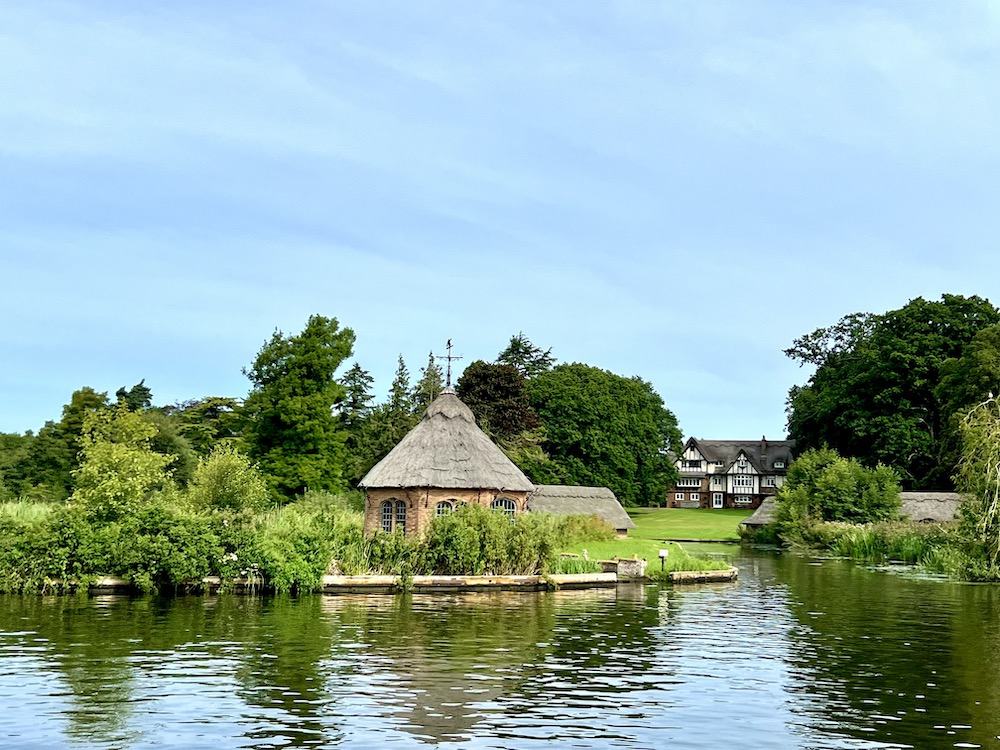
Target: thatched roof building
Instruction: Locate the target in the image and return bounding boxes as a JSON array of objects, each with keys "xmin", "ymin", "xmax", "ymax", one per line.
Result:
[
  {"xmin": 740, "ymin": 496, "xmax": 778, "ymax": 527},
  {"xmin": 528, "ymin": 485, "xmax": 636, "ymax": 536},
  {"xmin": 360, "ymin": 390, "xmax": 533, "ymax": 492},
  {"xmin": 741, "ymin": 492, "xmax": 966, "ymax": 529},
  {"xmin": 359, "ymin": 388, "xmax": 637, "ymax": 538},
  {"xmin": 360, "ymin": 389, "xmax": 534, "ymax": 536},
  {"xmin": 899, "ymin": 492, "xmax": 963, "ymax": 523}
]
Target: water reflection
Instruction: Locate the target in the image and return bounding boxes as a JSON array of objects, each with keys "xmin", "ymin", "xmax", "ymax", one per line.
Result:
[{"xmin": 3, "ymin": 554, "xmax": 1000, "ymax": 749}]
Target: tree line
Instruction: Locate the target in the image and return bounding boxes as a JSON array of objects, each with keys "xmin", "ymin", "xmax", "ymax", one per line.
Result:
[
  {"xmin": 785, "ymin": 293, "xmax": 1000, "ymax": 491},
  {"xmin": 0, "ymin": 317, "xmax": 683, "ymax": 508}
]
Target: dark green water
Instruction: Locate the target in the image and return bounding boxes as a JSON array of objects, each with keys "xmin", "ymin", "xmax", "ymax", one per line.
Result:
[{"xmin": 2, "ymin": 549, "xmax": 999, "ymax": 749}]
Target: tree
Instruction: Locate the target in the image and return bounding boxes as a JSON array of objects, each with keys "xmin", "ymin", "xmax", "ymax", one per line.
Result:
[
  {"xmin": 17, "ymin": 387, "xmax": 109, "ymax": 500},
  {"xmin": 166, "ymin": 397, "xmax": 245, "ymax": 455},
  {"xmin": 352, "ymin": 356, "xmax": 420, "ymax": 479},
  {"xmin": 115, "ymin": 380, "xmax": 153, "ymax": 411},
  {"xmin": 338, "ymin": 362, "xmax": 376, "ymax": 486},
  {"xmin": 187, "ymin": 444, "xmax": 271, "ymax": 513},
  {"xmin": 71, "ymin": 405, "xmax": 174, "ymax": 523},
  {"xmin": 412, "ymin": 352, "xmax": 444, "ymax": 414},
  {"xmin": 243, "ymin": 315, "xmax": 355, "ymax": 499},
  {"xmin": 528, "ymin": 363, "xmax": 682, "ymax": 505},
  {"xmin": 456, "ymin": 361, "xmax": 539, "ymax": 441},
  {"xmin": 497, "ymin": 333, "xmax": 555, "ymax": 379},
  {"xmin": 775, "ymin": 447, "xmax": 901, "ymax": 529},
  {"xmin": 786, "ymin": 295, "xmax": 1000, "ymax": 490}
]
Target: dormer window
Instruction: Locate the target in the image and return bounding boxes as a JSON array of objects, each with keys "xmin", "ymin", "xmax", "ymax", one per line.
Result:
[{"xmin": 774, "ymin": 460, "xmax": 785, "ymax": 469}]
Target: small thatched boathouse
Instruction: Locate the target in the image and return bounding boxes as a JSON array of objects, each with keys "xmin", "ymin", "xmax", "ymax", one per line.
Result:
[
  {"xmin": 360, "ymin": 389, "xmax": 534, "ymax": 536},
  {"xmin": 528, "ymin": 485, "xmax": 636, "ymax": 537},
  {"xmin": 360, "ymin": 388, "xmax": 635, "ymax": 537}
]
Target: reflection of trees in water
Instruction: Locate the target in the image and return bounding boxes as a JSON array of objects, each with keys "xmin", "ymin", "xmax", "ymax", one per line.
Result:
[
  {"xmin": 775, "ymin": 554, "xmax": 1000, "ymax": 748},
  {"xmin": 1, "ymin": 585, "xmax": 668, "ymax": 747}
]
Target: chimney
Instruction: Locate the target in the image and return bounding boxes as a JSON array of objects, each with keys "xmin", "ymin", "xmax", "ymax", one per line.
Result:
[{"xmin": 760, "ymin": 435, "xmax": 767, "ymax": 462}]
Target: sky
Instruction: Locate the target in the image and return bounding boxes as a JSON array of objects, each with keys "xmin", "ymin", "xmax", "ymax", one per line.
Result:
[{"xmin": 3, "ymin": 1, "xmax": 1000, "ymax": 441}]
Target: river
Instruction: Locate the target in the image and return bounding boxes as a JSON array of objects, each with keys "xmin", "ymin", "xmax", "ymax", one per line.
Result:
[{"xmin": 2, "ymin": 547, "xmax": 998, "ymax": 749}]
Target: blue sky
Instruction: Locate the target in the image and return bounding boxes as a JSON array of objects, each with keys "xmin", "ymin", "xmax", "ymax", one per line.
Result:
[{"xmin": 3, "ymin": 1, "xmax": 1000, "ymax": 440}]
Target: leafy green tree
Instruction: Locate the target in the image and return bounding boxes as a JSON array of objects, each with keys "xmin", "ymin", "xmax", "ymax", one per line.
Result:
[
  {"xmin": 71, "ymin": 405, "xmax": 174, "ymax": 523},
  {"xmin": 786, "ymin": 295, "xmax": 1000, "ymax": 490},
  {"xmin": 115, "ymin": 380, "xmax": 153, "ymax": 411},
  {"xmin": 144, "ymin": 410, "xmax": 199, "ymax": 487},
  {"xmin": 528, "ymin": 363, "xmax": 682, "ymax": 505},
  {"xmin": 412, "ymin": 352, "xmax": 444, "ymax": 413},
  {"xmin": 350, "ymin": 356, "xmax": 420, "ymax": 481},
  {"xmin": 243, "ymin": 315, "xmax": 355, "ymax": 499},
  {"xmin": 18, "ymin": 387, "xmax": 109, "ymax": 500},
  {"xmin": 187, "ymin": 445, "xmax": 271, "ymax": 513},
  {"xmin": 167, "ymin": 397, "xmax": 245, "ymax": 455},
  {"xmin": 497, "ymin": 333, "xmax": 555, "ymax": 379},
  {"xmin": 775, "ymin": 447, "xmax": 901, "ymax": 529},
  {"xmin": 456, "ymin": 361, "xmax": 540, "ymax": 441},
  {"xmin": 0, "ymin": 432, "xmax": 33, "ymax": 500},
  {"xmin": 337, "ymin": 362, "xmax": 376, "ymax": 485}
]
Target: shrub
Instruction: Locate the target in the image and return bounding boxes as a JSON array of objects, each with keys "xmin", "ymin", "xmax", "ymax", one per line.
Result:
[{"xmin": 187, "ymin": 445, "xmax": 271, "ymax": 513}]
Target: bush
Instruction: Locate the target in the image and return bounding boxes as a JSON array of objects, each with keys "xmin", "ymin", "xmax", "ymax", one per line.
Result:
[
  {"xmin": 776, "ymin": 448, "xmax": 901, "ymax": 536},
  {"xmin": 187, "ymin": 446, "xmax": 271, "ymax": 513}
]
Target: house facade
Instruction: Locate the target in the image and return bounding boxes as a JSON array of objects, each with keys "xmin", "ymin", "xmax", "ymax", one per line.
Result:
[{"xmin": 667, "ymin": 437, "xmax": 795, "ymax": 510}]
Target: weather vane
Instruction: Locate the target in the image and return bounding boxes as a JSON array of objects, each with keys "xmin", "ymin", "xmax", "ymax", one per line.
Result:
[{"xmin": 436, "ymin": 339, "xmax": 463, "ymax": 388}]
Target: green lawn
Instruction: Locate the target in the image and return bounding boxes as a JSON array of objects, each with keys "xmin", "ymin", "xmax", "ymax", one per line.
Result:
[{"xmin": 627, "ymin": 507, "xmax": 753, "ymax": 542}]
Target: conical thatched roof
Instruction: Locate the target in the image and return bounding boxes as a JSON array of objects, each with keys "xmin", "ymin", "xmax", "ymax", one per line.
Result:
[{"xmin": 359, "ymin": 389, "xmax": 534, "ymax": 491}]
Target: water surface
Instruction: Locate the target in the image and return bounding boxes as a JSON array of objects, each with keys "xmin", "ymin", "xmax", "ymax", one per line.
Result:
[{"xmin": 2, "ymin": 549, "xmax": 998, "ymax": 749}]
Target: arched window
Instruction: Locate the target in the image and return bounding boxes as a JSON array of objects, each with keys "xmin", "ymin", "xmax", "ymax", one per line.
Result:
[
  {"xmin": 492, "ymin": 497, "xmax": 516, "ymax": 518},
  {"xmin": 395, "ymin": 500, "xmax": 407, "ymax": 532},
  {"xmin": 381, "ymin": 501, "xmax": 394, "ymax": 533},
  {"xmin": 436, "ymin": 501, "xmax": 453, "ymax": 517}
]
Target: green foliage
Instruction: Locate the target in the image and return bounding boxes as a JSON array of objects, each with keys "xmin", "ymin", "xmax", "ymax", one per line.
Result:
[
  {"xmin": 143, "ymin": 410, "xmax": 198, "ymax": 486},
  {"xmin": 420, "ymin": 504, "xmax": 559, "ymax": 575},
  {"xmin": 115, "ymin": 379, "xmax": 153, "ymax": 411},
  {"xmin": 956, "ymin": 397, "xmax": 1000, "ymax": 570},
  {"xmin": 528, "ymin": 363, "xmax": 682, "ymax": 505},
  {"xmin": 17, "ymin": 387, "xmax": 109, "ymax": 500},
  {"xmin": 412, "ymin": 351, "xmax": 444, "ymax": 414},
  {"xmin": 243, "ymin": 314, "xmax": 355, "ymax": 499},
  {"xmin": 554, "ymin": 556, "xmax": 603, "ymax": 574},
  {"xmin": 70, "ymin": 405, "xmax": 174, "ymax": 524},
  {"xmin": 187, "ymin": 445, "xmax": 272, "ymax": 513},
  {"xmin": 775, "ymin": 448, "xmax": 901, "ymax": 532},
  {"xmin": 497, "ymin": 332, "xmax": 555, "ymax": 379},
  {"xmin": 456, "ymin": 360, "xmax": 540, "ymax": 441},
  {"xmin": 786, "ymin": 294, "xmax": 1000, "ymax": 489},
  {"xmin": 167, "ymin": 396, "xmax": 245, "ymax": 455}
]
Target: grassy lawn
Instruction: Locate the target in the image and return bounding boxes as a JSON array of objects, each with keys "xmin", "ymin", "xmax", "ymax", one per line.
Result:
[
  {"xmin": 558, "ymin": 538, "xmax": 730, "ymax": 573},
  {"xmin": 627, "ymin": 507, "xmax": 753, "ymax": 542}
]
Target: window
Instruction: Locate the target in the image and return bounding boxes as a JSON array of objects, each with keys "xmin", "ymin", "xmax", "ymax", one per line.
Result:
[
  {"xmin": 715, "ymin": 460, "xmax": 725, "ymax": 467},
  {"xmin": 381, "ymin": 501, "xmax": 394, "ymax": 533},
  {"xmin": 492, "ymin": 497, "xmax": 516, "ymax": 518},
  {"xmin": 675, "ymin": 492, "xmax": 685, "ymax": 501},
  {"xmin": 436, "ymin": 501, "xmax": 453, "ymax": 517},
  {"xmin": 734, "ymin": 495, "xmax": 753, "ymax": 506},
  {"xmin": 774, "ymin": 460, "xmax": 785, "ymax": 469},
  {"xmin": 734, "ymin": 475, "xmax": 754, "ymax": 488},
  {"xmin": 690, "ymin": 493, "xmax": 699, "ymax": 503},
  {"xmin": 678, "ymin": 477, "xmax": 701, "ymax": 488},
  {"xmin": 395, "ymin": 500, "xmax": 406, "ymax": 532},
  {"xmin": 682, "ymin": 459, "xmax": 702, "ymax": 469},
  {"xmin": 764, "ymin": 477, "xmax": 776, "ymax": 487},
  {"xmin": 712, "ymin": 475, "xmax": 723, "ymax": 486},
  {"xmin": 712, "ymin": 493, "xmax": 724, "ymax": 508}
]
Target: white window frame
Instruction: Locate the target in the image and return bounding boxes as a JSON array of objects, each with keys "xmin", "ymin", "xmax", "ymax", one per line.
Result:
[
  {"xmin": 675, "ymin": 492, "xmax": 685, "ymax": 502},
  {"xmin": 712, "ymin": 493, "xmax": 724, "ymax": 509},
  {"xmin": 690, "ymin": 492, "xmax": 700, "ymax": 503},
  {"xmin": 678, "ymin": 477, "xmax": 702, "ymax": 488}
]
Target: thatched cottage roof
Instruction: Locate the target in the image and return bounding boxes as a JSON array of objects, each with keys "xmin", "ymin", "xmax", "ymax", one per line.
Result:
[
  {"xmin": 740, "ymin": 496, "xmax": 778, "ymax": 527},
  {"xmin": 742, "ymin": 492, "xmax": 965, "ymax": 527},
  {"xmin": 528, "ymin": 485, "xmax": 636, "ymax": 531},
  {"xmin": 359, "ymin": 389, "xmax": 534, "ymax": 491},
  {"xmin": 688, "ymin": 438, "xmax": 795, "ymax": 474},
  {"xmin": 900, "ymin": 492, "xmax": 964, "ymax": 523}
]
